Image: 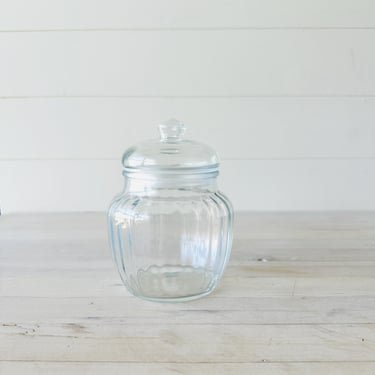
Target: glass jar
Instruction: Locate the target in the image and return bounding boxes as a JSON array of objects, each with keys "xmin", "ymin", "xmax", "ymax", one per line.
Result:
[{"xmin": 108, "ymin": 119, "xmax": 233, "ymax": 302}]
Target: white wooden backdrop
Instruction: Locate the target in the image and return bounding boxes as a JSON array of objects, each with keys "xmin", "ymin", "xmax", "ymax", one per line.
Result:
[{"xmin": 0, "ymin": 0, "xmax": 375, "ymax": 212}]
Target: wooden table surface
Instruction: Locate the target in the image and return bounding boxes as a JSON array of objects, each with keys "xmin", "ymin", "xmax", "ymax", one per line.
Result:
[{"xmin": 1, "ymin": 212, "xmax": 375, "ymax": 374}]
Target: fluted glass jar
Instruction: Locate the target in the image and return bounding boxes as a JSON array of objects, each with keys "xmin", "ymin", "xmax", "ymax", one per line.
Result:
[{"xmin": 108, "ymin": 119, "xmax": 233, "ymax": 302}]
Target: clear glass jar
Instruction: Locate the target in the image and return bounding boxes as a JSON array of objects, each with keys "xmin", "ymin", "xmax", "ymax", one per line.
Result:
[{"xmin": 108, "ymin": 119, "xmax": 233, "ymax": 302}]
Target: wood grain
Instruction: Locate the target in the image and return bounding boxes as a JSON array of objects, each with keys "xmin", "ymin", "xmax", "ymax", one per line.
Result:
[
  {"xmin": 1, "ymin": 212, "xmax": 375, "ymax": 373},
  {"xmin": 2, "ymin": 362, "xmax": 375, "ymax": 375},
  {"xmin": 2, "ymin": 295, "xmax": 375, "ymax": 325},
  {"xmin": 1, "ymin": 323, "xmax": 375, "ymax": 362}
]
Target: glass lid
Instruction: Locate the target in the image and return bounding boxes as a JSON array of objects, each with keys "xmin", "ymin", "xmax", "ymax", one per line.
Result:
[{"xmin": 122, "ymin": 119, "xmax": 219, "ymax": 174}]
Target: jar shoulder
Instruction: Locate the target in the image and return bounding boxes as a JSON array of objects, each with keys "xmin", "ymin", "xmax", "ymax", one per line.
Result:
[{"xmin": 108, "ymin": 190, "xmax": 233, "ymax": 218}]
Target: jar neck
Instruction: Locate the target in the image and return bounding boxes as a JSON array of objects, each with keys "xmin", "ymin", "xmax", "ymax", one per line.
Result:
[{"xmin": 122, "ymin": 173, "xmax": 218, "ymax": 194}]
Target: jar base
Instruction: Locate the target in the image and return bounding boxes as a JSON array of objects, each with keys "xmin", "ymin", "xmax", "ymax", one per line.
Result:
[
  {"xmin": 134, "ymin": 288, "xmax": 216, "ymax": 303},
  {"xmin": 127, "ymin": 265, "xmax": 218, "ymax": 303}
]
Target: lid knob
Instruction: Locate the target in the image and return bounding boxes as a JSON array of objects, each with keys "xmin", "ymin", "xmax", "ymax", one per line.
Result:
[{"xmin": 159, "ymin": 119, "xmax": 186, "ymax": 142}]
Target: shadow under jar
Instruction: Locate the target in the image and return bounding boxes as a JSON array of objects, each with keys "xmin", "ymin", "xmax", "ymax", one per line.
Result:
[{"xmin": 108, "ymin": 119, "xmax": 233, "ymax": 302}]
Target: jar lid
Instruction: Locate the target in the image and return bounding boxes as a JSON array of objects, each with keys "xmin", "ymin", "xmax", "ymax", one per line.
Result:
[{"xmin": 122, "ymin": 119, "xmax": 219, "ymax": 175}]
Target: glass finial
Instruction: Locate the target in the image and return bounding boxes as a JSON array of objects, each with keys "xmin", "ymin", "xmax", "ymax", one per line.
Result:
[{"xmin": 158, "ymin": 119, "xmax": 186, "ymax": 142}]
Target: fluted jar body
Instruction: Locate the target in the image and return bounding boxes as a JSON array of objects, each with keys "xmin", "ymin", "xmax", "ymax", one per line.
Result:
[{"xmin": 108, "ymin": 120, "xmax": 233, "ymax": 302}]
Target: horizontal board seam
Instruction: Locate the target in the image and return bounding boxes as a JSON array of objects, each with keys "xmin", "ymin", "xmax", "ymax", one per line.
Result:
[
  {"xmin": 1, "ymin": 95, "xmax": 375, "ymax": 100},
  {"xmin": 2, "ymin": 322, "xmax": 375, "ymax": 326},
  {"xmin": 1, "ymin": 27, "xmax": 375, "ymax": 33},
  {"xmin": 2, "ymin": 157, "xmax": 375, "ymax": 161},
  {"xmin": 1, "ymin": 360, "xmax": 375, "ymax": 364}
]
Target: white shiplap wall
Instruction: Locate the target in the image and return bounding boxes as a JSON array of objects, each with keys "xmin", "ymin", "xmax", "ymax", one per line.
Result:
[{"xmin": 1, "ymin": 0, "xmax": 375, "ymax": 212}]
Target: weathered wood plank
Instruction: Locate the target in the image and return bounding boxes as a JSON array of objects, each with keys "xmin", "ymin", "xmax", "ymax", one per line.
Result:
[
  {"xmin": 4, "ymin": 261, "xmax": 375, "ymax": 278},
  {"xmin": 1, "ymin": 212, "xmax": 375, "ymax": 370},
  {"xmin": 1, "ymin": 323, "xmax": 374, "ymax": 362},
  {"xmin": 2, "ymin": 238, "xmax": 375, "ymax": 263},
  {"xmin": 2, "ymin": 239, "xmax": 375, "ymax": 263},
  {"xmin": 2, "ymin": 362, "xmax": 375, "ymax": 375},
  {"xmin": 3, "ymin": 212, "xmax": 375, "ymax": 239},
  {"xmin": 1, "ymin": 274, "xmax": 375, "ymax": 298},
  {"xmin": 1, "ymin": 296, "xmax": 375, "ymax": 325}
]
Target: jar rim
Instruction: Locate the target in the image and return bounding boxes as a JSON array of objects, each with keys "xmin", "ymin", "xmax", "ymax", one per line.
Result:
[{"xmin": 122, "ymin": 164, "xmax": 219, "ymax": 179}]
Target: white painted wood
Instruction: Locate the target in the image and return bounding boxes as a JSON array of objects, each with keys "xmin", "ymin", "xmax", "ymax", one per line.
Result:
[
  {"xmin": 1, "ymin": 97, "xmax": 375, "ymax": 160},
  {"xmin": 0, "ymin": 1, "xmax": 374, "ymax": 212},
  {"xmin": 3, "ymin": 270, "xmax": 375, "ymax": 299},
  {"xmin": 1, "ymin": 159, "xmax": 375, "ymax": 212},
  {"xmin": 3, "ymin": 211, "xmax": 375, "ymax": 238},
  {"xmin": 3, "ymin": 213, "xmax": 375, "ymax": 265},
  {"xmin": 1, "ymin": 212, "xmax": 375, "ymax": 370},
  {"xmin": 0, "ymin": 0, "xmax": 374, "ymax": 30},
  {"xmin": 1, "ymin": 30, "xmax": 375, "ymax": 97},
  {"xmin": 5, "ymin": 262, "xmax": 375, "ymax": 279},
  {"xmin": 2, "ymin": 272, "xmax": 375, "ymax": 298},
  {"xmin": 2, "ymin": 295, "xmax": 375, "ymax": 325},
  {"xmin": 1, "ymin": 323, "xmax": 375, "ymax": 362}
]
